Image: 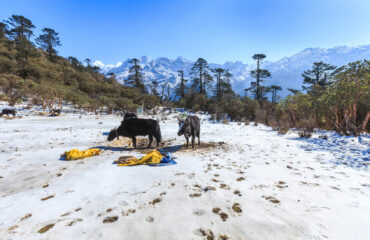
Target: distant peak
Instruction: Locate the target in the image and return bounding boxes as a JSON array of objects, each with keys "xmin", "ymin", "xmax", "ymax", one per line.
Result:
[{"xmin": 92, "ymin": 60, "xmax": 122, "ymax": 70}]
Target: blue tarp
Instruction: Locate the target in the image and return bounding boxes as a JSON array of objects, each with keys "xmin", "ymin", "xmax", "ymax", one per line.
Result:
[{"xmin": 149, "ymin": 153, "xmax": 177, "ymax": 167}]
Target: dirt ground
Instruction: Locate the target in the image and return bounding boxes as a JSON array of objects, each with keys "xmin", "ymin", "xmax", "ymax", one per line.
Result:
[{"xmin": 107, "ymin": 137, "xmax": 228, "ymax": 155}]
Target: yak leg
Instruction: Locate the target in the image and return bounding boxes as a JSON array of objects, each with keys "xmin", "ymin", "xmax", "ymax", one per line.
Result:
[
  {"xmin": 155, "ymin": 135, "xmax": 160, "ymax": 147},
  {"xmin": 186, "ymin": 137, "xmax": 189, "ymax": 148},
  {"xmin": 148, "ymin": 135, "xmax": 153, "ymax": 148},
  {"xmin": 192, "ymin": 135, "xmax": 195, "ymax": 149},
  {"xmin": 132, "ymin": 137, "xmax": 136, "ymax": 148},
  {"xmin": 197, "ymin": 132, "xmax": 200, "ymax": 145}
]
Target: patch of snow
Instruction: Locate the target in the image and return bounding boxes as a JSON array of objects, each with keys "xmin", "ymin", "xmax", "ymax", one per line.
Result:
[{"xmin": 0, "ymin": 104, "xmax": 369, "ymax": 239}]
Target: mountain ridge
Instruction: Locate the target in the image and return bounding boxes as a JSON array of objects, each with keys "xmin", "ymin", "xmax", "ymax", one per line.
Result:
[{"xmin": 93, "ymin": 45, "xmax": 370, "ymax": 97}]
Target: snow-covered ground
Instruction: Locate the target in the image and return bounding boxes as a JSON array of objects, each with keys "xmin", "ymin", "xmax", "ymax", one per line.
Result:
[{"xmin": 0, "ymin": 109, "xmax": 369, "ymax": 240}]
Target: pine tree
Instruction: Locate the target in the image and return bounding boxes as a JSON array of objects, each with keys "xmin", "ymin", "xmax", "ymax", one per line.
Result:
[
  {"xmin": 250, "ymin": 54, "xmax": 271, "ymax": 100},
  {"xmin": 212, "ymin": 68, "xmax": 233, "ymax": 100},
  {"xmin": 204, "ymin": 71, "xmax": 213, "ymax": 95},
  {"xmin": 5, "ymin": 15, "xmax": 35, "ymax": 60},
  {"xmin": 106, "ymin": 72, "xmax": 116, "ymax": 83},
  {"xmin": 302, "ymin": 61, "xmax": 336, "ymax": 94},
  {"xmin": 68, "ymin": 56, "xmax": 79, "ymax": 65},
  {"xmin": 212, "ymin": 68, "xmax": 224, "ymax": 101},
  {"xmin": 176, "ymin": 69, "xmax": 187, "ymax": 99},
  {"xmin": 5, "ymin": 15, "xmax": 34, "ymax": 41},
  {"xmin": 127, "ymin": 58, "xmax": 146, "ymax": 93},
  {"xmin": 150, "ymin": 80, "xmax": 159, "ymax": 97},
  {"xmin": 245, "ymin": 82, "xmax": 257, "ymax": 99},
  {"xmin": 84, "ymin": 58, "xmax": 92, "ymax": 68},
  {"xmin": 35, "ymin": 28, "xmax": 61, "ymax": 60},
  {"xmin": 220, "ymin": 70, "xmax": 234, "ymax": 97},
  {"xmin": 0, "ymin": 22, "xmax": 6, "ymax": 40},
  {"xmin": 270, "ymin": 85, "xmax": 282, "ymax": 103},
  {"xmin": 190, "ymin": 58, "xmax": 212, "ymax": 95}
]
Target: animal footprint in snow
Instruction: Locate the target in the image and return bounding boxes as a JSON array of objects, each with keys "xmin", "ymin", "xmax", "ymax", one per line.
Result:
[
  {"xmin": 193, "ymin": 184, "xmax": 201, "ymax": 189},
  {"xmin": 189, "ymin": 193, "xmax": 202, "ymax": 198},
  {"xmin": 219, "ymin": 212, "xmax": 228, "ymax": 221},
  {"xmin": 233, "ymin": 190, "xmax": 242, "ymax": 196},
  {"xmin": 8, "ymin": 225, "xmax": 19, "ymax": 232},
  {"xmin": 231, "ymin": 203, "xmax": 242, "ymax": 213},
  {"xmin": 262, "ymin": 195, "xmax": 280, "ymax": 204},
  {"xmin": 212, "ymin": 207, "xmax": 221, "ymax": 214},
  {"xmin": 145, "ymin": 216, "xmax": 154, "ymax": 222},
  {"xmin": 188, "ymin": 173, "xmax": 196, "ymax": 179},
  {"xmin": 219, "ymin": 234, "xmax": 230, "ymax": 240},
  {"xmin": 103, "ymin": 216, "xmax": 118, "ymax": 223},
  {"xmin": 66, "ymin": 218, "xmax": 83, "ymax": 226},
  {"xmin": 195, "ymin": 228, "xmax": 215, "ymax": 239},
  {"xmin": 38, "ymin": 223, "xmax": 55, "ymax": 233},
  {"xmin": 150, "ymin": 198, "xmax": 162, "ymax": 205},
  {"xmin": 219, "ymin": 183, "xmax": 230, "ymax": 190},
  {"xmin": 61, "ymin": 211, "xmax": 72, "ymax": 217},
  {"xmin": 212, "ymin": 207, "xmax": 228, "ymax": 221},
  {"xmin": 122, "ymin": 209, "xmax": 136, "ymax": 216},
  {"xmin": 193, "ymin": 210, "xmax": 205, "ymax": 216},
  {"xmin": 20, "ymin": 213, "xmax": 32, "ymax": 221},
  {"xmin": 276, "ymin": 181, "xmax": 288, "ymax": 189},
  {"xmin": 41, "ymin": 195, "xmax": 55, "ymax": 201},
  {"xmin": 236, "ymin": 177, "xmax": 245, "ymax": 181}
]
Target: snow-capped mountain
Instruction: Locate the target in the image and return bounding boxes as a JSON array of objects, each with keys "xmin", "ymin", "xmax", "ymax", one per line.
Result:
[{"xmin": 93, "ymin": 45, "xmax": 370, "ymax": 97}]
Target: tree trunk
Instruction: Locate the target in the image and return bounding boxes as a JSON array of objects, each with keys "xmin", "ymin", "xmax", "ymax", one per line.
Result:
[
  {"xmin": 256, "ymin": 60, "xmax": 260, "ymax": 100},
  {"xmin": 361, "ymin": 111, "xmax": 370, "ymax": 131}
]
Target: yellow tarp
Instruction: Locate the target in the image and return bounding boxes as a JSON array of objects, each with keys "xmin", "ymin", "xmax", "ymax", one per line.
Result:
[
  {"xmin": 117, "ymin": 150, "xmax": 163, "ymax": 166},
  {"xmin": 62, "ymin": 148, "xmax": 101, "ymax": 160}
]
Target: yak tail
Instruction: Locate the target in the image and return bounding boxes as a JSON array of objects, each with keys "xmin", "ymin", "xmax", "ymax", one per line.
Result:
[{"xmin": 155, "ymin": 122, "xmax": 162, "ymax": 143}]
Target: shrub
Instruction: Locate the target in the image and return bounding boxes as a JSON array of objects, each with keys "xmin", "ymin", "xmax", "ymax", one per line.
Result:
[
  {"xmin": 269, "ymin": 119, "xmax": 279, "ymax": 131},
  {"xmin": 296, "ymin": 118, "xmax": 316, "ymax": 138},
  {"xmin": 277, "ymin": 120, "xmax": 290, "ymax": 134}
]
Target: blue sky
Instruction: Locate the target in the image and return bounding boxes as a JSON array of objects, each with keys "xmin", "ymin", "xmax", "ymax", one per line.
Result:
[{"xmin": 1, "ymin": 0, "xmax": 369, "ymax": 64}]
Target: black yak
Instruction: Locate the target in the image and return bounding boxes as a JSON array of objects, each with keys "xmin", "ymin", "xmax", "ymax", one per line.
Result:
[
  {"xmin": 50, "ymin": 109, "xmax": 61, "ymax": 115},
  {"xmin": 177, "ymin": 115, "xmax": 200, "ymax": 149},
  {"xmin": 0, "ymin": 109, "xmax": 16, "ymax": 117},
  {"xmin": 108, "ymin": 118, "xmax": 161, "ymax": 148},
  {"xmin": 123, "ymin": 112, "xmax": 137, "ymax": 119}
]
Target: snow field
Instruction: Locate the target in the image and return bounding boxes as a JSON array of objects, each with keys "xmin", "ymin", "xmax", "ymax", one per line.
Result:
[{"xmin": 0, "ymin": 111, "xmax": 369, "ymax": 240}]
